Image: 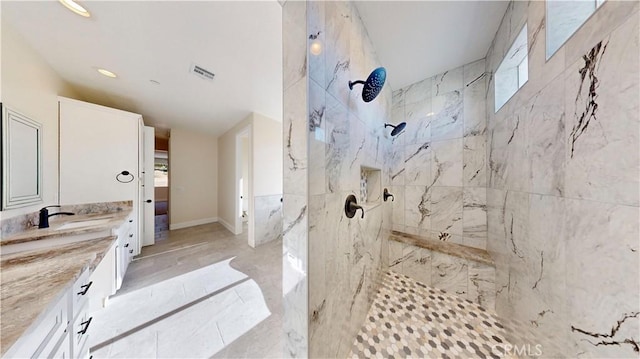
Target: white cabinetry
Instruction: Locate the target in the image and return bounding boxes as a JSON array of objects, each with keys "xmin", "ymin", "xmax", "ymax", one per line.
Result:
[
  {"xmin": 4, "ymin": 268, "xmax": 94, "ymax": 359},
  {"xmin": 58, "ymin": 97, "xmax": 144, "ymax": 256},
  {"xmin": 114, "ymin": 215, "xmax": 135, "ymax": 290}
]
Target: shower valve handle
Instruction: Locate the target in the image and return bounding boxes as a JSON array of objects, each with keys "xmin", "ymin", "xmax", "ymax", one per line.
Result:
[
  {"xmin": 383, "ymin": 188, "xmax": 394, "ymax": 202},
  {"xmin": 345, "ymin": 195, "xmax": 364, "ymax": 219}
]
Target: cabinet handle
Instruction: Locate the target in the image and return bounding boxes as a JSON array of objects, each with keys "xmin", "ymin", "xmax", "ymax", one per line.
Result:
[
  {"xmin": 78, "ymin": 317, "xmax": 93, "ymax": 335},
  {"xmin": 77, "ymin": 281, "xmax": 93, "ymax": 296},
  {"xmin": 129, "ymin": 234, "xmax": 133, "ymax": 238},
  {"xmin": 124, "ymin": 243, "xmax": 129, "ymax": 248},
  {"xmin": 129, "ymin": 249, "xmax": 133, "ymax": 254}
]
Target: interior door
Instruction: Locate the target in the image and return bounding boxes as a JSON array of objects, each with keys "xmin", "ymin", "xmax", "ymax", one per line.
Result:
[{"xmin": 142, "ymin": 126, "xmax": 155, "ymax": 247}]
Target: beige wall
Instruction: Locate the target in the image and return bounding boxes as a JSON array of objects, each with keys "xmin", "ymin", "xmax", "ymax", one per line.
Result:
[
  {"xmin": 169, "ymin": 128, "xmax": 218, "ymax": 229},
  {"xmin": 0, "ymin": 20, "xmax": 79, "ymax": 219},
  {"xmin": 253, "ymin": 113, "xmax": 283, "ymax": 196}
]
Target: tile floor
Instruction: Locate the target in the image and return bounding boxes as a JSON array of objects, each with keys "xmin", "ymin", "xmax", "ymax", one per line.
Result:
[
  {"xmin": 89, "ymin": 223, "xmax": 282, "ymax": 358},
  {"xmin": 349, "ymin": 271, "xmax": 514, "ymax": 359}
]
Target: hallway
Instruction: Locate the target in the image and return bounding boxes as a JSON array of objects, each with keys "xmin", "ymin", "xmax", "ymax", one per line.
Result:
[{"xmin": 89, "ymin": 223, "xmax": 282, "ymax": 358}]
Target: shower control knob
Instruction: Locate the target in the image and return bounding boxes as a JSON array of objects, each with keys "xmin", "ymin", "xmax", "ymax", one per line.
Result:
[
  {"xmin": 344, "ymin": 195, "xmax": 365, "ymax": 219},
  {"xmin": 383, "ymin": 188, "xmax": 395, "ymax": 202}
]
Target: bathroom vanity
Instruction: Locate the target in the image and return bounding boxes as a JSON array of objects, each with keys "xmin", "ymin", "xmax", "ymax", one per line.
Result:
[{"xmin": 0, "ymin": 206, "xmax": 135, "ymax": 358}]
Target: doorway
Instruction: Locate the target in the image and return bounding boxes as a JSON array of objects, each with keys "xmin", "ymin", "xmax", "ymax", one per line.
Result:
[
  {"xmin": 235, "ymin": 127, "xmax": 252, "ymax": 238},
  {"xmin": 154, "ymin": 134, "xmax": 170, "ymax": 241}
]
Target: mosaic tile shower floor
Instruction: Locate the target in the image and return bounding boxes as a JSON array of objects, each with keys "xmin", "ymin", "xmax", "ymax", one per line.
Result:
[{"xmin": 349, "ymin": 271, "xmax": 514, "ymax": 359}]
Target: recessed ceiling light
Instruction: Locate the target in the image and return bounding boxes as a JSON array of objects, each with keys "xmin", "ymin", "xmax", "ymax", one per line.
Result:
[
  {"xmin": 58, "ymin": 0, "xmax": 91, "ymax": 17},
  {"xmin": 97, "ymin": 68, "xmax": 117, "ymax": 78}
]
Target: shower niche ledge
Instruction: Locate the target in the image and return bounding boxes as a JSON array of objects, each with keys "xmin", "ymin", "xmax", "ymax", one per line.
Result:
[{"xmin": 359, "ymin": 166, "xmax": 382, "ymax": 211}]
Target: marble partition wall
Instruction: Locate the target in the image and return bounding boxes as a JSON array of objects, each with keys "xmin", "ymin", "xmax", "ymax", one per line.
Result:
[
  {"xmin": 254, "ymin": 195, "xmax": 283, "ymax": 247},
  {"xmin": 485, "ymin": 1, "xmax": 639, "ymax": 357},
  {"xmin": 282, "ymin": 0, "xmax": 309, "ymax": 357},
  {"xmin": 305, "ymin": 2, "xmax": 393, "ymax": 358},
  {"xmin": 390, "ymin": 60, "xmax": 488, "ymax": 250}
]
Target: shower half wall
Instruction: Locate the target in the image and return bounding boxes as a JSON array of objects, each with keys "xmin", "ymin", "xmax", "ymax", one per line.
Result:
[{"xmin": 282, "ymin": 1, "xmax": 394, "ymax": 358}]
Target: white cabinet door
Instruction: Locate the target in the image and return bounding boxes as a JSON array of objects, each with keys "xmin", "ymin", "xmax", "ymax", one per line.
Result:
[{"xmin": 59, "ymin": 97, "xmax": 139, "ymax": 205}]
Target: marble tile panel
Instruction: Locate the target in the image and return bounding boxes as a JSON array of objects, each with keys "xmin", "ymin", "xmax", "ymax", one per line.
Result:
[
  {"xmin": 307, "ymin": 1, "xmax": 325, "ymax": 89},
  {"xmin": 309, "ymin": 78, "xmax": 326, "ymax": 196},
  {"xmin": 400, "ymin": 245, "xmax": 432, "ymax": 287},
  {"xmin": 463, "ymin": 59, "xmax": 487, "ymax": 137},
  {"xmin": 431, "ymin": 138, "xmax": 463, "ymax": 187},
  {"xmin": 283, "ymin": 78, "xmax": 308, "ymax": 196},
  {"xmin": 324, "ymin": 93, "xmax": 351, "ymax": 193},
  {"xmin": 404, "ymin": 185, "xmax": 430, "ymax": 231},
  {"xmin": 282, "ymin": 193, "xmax": 308, "ymax": 359},
  {"xmin": 463, "ymin": 134, "xmax": 486, "ymax": 187},
  {"xmin": 390, "ymin": 185, "xmax": 404, "ymax": 228},
  {"xmin": 283, "ymin": 0, "xmax": 307, "ymax": 91},
  {"xmin": 526, "ymin": 75, "xmax": 566, "ymax": 197},
  {"xmin": 389, "ymin": 145, "xmax": 405, "ymax": 186},
  {"xmin": 468, "ymin": 261, "xmax": 496, "ymax": 310},
  {"xmin": 253, "ymin": 195, "xmax": 283, "ymax": 247},
  {"xmin": 324, "ymin": 1, "xmax": 352, "ymax": 108},
  {"xmin": 503, "ymin": 190, "xmax": 529, "ymax": 269},
  {"xmin": 403, "ymin": 142, "xmax": 431, "ymax": 186},
  {"xmin": 432, "ymin": 67, "xmax": 463, "ymax": 96},
  {"xmin": 404, "ymin": 77, "xmax": 432, "ymax": 105},
  {"xmin": 463, "ymin": 187, "xmax": 487, "ymax": 249},
  {"xmin": 430, "ymin": 186, "xmax": 463, "ymax": 239},
  {"xmin": 431, "ymin": 90, "xmax": 464, "ymax": 141},
  {"xmin": 486, "ymin": 188, "xmax": 507, "ymax": 258},
  {"xmin": 431, "ymin": 252, "xmax": 468, "ymax": 297},
  {"xmin": 404, "ymin": 99, "xmax": 432, "ymax": 145},
  {"xmin": 565, "ymin": 199, "xmax": 639, "ymax": 358},
  {"xmin": 387, "ymin": 238, "xmax": 404, "ymax": 272},
  {"xmin": 564, "ymin": 14, "xmax": 640, "ymax": 206},
  {"xmin": 504, "ymin": 109, "xmax": 530, "ymax": 193}
]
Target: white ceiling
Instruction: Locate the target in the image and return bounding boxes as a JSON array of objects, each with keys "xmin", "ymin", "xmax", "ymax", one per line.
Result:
[
  {"xmin": 2, "ymin": 1, "xmax": 282, "ymax": 137},
  {"xmin": 355, "ymin": 1, "xmax": 509, "ymax": 90}
]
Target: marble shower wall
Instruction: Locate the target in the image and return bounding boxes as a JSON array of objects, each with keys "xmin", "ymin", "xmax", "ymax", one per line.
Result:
[
  {"xmin": 390, "ymin": 60, "xmax": 488, "ymax": 250},
  {"xmin": 485, "ymin": 1, "xmax": 639, "ymax": 357},
  {"xmin": 254, "ymin": 195, "xmax": 283, "ymax": 247},
  {"xmin": 282, "ymin": 1, "xmax": 393, "ymax": 357},
  {"xmin": 306, "ymin": 2, "xmax": 393, "ymax": 358}
]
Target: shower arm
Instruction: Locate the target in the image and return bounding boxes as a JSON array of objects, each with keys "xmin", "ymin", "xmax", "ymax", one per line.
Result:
[{"xmin": 348, "ymin": 80, "xmax": 366, "ymax": 90}]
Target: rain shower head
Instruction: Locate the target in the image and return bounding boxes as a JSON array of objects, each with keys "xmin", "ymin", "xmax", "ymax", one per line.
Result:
[
  {"xmin": 385, "ymin": 122, "xmax": 406, "ymax": 137},
  {"xmin": 349, "ymin": 67, "xmax": 386, "ymax": 103}
]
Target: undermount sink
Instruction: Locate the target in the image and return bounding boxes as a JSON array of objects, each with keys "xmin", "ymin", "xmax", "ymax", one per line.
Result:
[{"xmin": 56, "ymin": 218, "xmax": 111, "ymax": 230}]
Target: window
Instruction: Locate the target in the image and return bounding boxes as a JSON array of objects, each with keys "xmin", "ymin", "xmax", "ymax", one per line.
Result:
[
  {"xmin": 495, "ymin": 24, "xmax": 528, "ymax": 112},
  {"xmin": 547, "ymin": 0, "xmax": 605, "ymax": 58}
]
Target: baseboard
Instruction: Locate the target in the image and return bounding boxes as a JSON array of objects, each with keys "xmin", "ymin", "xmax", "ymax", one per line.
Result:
[
  {"xmin": 217, "ymin": 217, "xmax": 238, "ymax": 234},
  {"xmin": 170, "ymin": 217, "xmax": 218, "ymax": 230}
]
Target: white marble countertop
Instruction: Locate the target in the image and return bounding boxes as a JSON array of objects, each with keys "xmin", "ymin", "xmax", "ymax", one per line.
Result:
[{"xmin": 0, "ymin": 209, "xmax": 131, "ymax": 355}]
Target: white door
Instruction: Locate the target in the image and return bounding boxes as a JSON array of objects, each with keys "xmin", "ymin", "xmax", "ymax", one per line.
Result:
[{"xmin": 142, "ymin": 126, "xmax": 155, "ymax": 247}]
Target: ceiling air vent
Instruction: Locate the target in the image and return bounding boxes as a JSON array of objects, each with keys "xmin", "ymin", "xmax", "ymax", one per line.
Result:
[{"xmin": 190, "ymin": 64, "xmax": 215, "ymax": 81}]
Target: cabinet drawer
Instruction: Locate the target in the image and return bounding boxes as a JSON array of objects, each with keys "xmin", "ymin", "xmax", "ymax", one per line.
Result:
[
  {"xmin": 71, "ymin": 269, "xmax": 91, "ymax": 319},
  {"xmin": 71, "ymin": 302, "xmax": 92, "ymax": 358}
]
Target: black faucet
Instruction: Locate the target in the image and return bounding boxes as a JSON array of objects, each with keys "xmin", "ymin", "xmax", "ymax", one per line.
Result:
[{"xmin": 39, "ymin": 206, "xmax": 75, "ymax": 229}]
